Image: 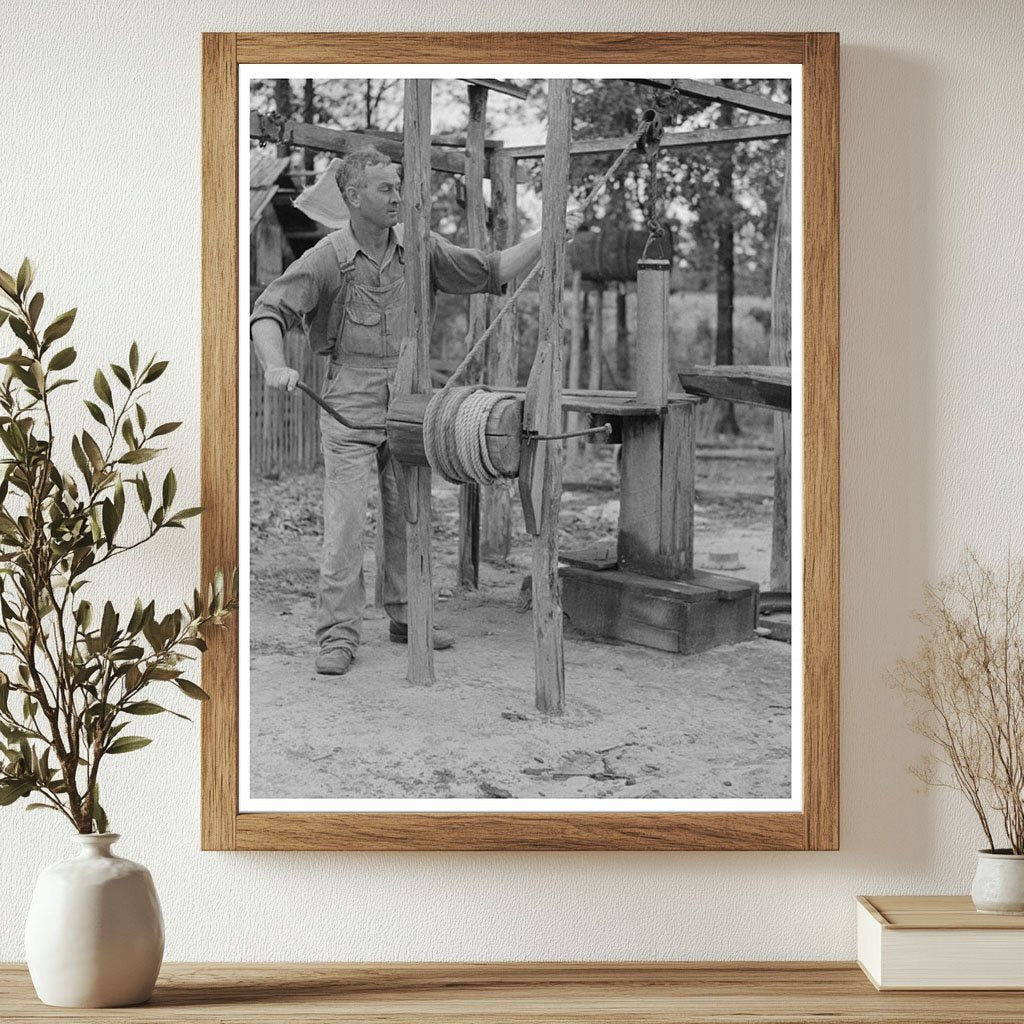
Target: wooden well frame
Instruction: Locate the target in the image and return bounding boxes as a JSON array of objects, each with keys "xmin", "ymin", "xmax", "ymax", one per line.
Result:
[{"xmin": 202, "ymin": 32, "xmax": 839, "ymax": 851}]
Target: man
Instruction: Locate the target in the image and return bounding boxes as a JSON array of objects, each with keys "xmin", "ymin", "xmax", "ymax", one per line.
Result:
[{"xmin": 252, "ymin": 147, "xmax": 581, "ymax": 676}]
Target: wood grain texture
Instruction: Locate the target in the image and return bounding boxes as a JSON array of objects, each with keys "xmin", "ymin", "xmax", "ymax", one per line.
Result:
[
  {"xmin": 201, "ymin": 32, "xmax": 839, "ymax": 851},
  {"xmin": 401, "ymin": 79, "xmax": 435, "ymax": 686},
  {"xmin": 801, "ymin": 33, "xmax": 841, "ymax": 852},
  {"xmin": 235, "ymin": 32, "xmax": 807, "ymax": 63},
  {"xmin": 200, "ymin": 32, "xmax": 238, "ymax": 853},
  {"xmin": 4, "ymin": 962, "xmax": 1023, "ymax": 1023},
  {"xmin": 861, "ymin": 895, "xmax": 1024, "ymax": 930}
]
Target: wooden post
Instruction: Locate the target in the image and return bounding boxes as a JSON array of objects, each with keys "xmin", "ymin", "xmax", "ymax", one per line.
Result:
[
  {"xmin": 770, "ymin": 140, "xmax": 792, "ymax": 593},
  {"xmin": 587, "ymin": 285, "xmax": 603, "ymax": 392},
  {"xmin": 400, "ymin": 79, "xmax": 435, "ymax": 685},
  {"xmin": 566, "ymin": 269, "xmax": 585, "ymax": 471},
  {"xmin": 481, "ymin": 152, "xmax": 519, "ymax": 562},
  {"xmin": 520, "ymin": 79, "xmax": 572, "ymax": 715},
  {"xmin": 457, "ymin": 84, "xmax": 489, "ymax": 590}
]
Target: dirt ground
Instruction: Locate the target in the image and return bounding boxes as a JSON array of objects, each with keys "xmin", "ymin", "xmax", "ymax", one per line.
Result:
[{"xmin": 248, "ymin": 445, "xmax": 791, "ymax": 801}]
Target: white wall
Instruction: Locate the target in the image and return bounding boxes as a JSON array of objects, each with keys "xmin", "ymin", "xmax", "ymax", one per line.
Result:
[{"xmin": 2, "ymin": 0, "xmax": 1022, "ymax": 961}]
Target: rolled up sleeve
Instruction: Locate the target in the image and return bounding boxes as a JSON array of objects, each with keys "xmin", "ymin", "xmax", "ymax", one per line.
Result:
[
  {"xmin": 250, "ymin": 243, "xmax": 336, "ymax": 340},
  {"xmin": 428, "ymin": 232, "xmax": 504, "ymax": 296}
]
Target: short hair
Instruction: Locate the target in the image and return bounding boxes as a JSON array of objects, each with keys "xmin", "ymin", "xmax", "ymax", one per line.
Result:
[{"xmin": 335, "ymin": 148, "xmax": 394, "ymax": 204}]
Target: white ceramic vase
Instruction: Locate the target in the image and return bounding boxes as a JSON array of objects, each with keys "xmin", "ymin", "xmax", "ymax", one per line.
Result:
[
  {"xmin": 24, "ymin": 833, "xmax": 164, "ymax": 1007},
  {"xmin": 970, "ymin": 849, "xmax": 1024, "ymax": 915}
]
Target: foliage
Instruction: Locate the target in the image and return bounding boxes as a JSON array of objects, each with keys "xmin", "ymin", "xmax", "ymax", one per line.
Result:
[
  {"xmin": 894, "ymin": 552, "xmax": 1024, "ymax": 853},
  {"xmin": 0, "ymin": 260, "xmax": 237, "ymax": 834}
]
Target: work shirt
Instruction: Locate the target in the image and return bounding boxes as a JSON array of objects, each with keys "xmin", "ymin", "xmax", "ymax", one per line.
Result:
[{"xmin": 250, "ymin": 222, "xmax": 504, "ymax": 365}]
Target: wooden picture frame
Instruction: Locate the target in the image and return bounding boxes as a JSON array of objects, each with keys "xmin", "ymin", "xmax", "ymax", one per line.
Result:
[{"xmin": 201, "ymin": 32, "xmax": 838, "ymax": 851}]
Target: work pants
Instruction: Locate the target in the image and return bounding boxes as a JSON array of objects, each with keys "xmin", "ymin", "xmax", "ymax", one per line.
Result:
[{"xmin": 315, "ymin": 364, "xmax": 407, "ymax": 653}]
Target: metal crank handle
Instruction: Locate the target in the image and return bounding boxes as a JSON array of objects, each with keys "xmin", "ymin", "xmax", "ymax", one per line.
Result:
[
  {"xmin": 527, "ymin": 423, "xmax": 613, "ymax": 443},
  {"xmin": 294, "ymin": 381, "xmax": 386, "ymax": 431}
]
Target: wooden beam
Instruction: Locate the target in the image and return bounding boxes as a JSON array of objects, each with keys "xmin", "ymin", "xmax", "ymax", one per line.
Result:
[
  {"xmin": 521, "ymin": 79, "xmax": 572, "ymax": 716},
  {"xmin": 677, "ymin": 365, "xmax": 792, "ymax": 412},
  {"xmin": 481, "ymin": 152, "xmax": 520, "ymax": 562},
  {"xmin": 628, "ymin": 77, "xmax": 792, "ymax": 120},
  {"xmin": 353, "ymin": 127, "xmax": 504, "ymax": 150},
  {"xmin": 459, "ymin": 77, "xmax": 531, "ymax": 101},
  {"xmin": 502, "ymin": 122, "xmax": 790, "ymax": 160},
  {"xmin": 249, "ymin": 110, "xmax": 514, "ymax": 180},
  {"xmin": 770, "ymin": 139, "xmax": 792, "ymax": 593},
  {"xmin": 400, "ymin": 79, "xmax": 436, "ymax": 686},
  {"xmin": 457, "ymin": 84, "xmax": 488, "ymax": 591}
]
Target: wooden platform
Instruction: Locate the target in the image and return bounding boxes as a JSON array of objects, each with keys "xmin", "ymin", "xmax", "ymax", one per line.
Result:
[
  {"xmin": 561, "ymin": 566, "xmax": 759, "ymax": 654},
  {"xmin": 3, "ymin": 962, "xmax": 1022, "ymax": 1022}
]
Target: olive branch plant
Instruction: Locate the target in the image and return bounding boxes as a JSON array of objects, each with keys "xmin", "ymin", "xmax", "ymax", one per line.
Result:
[
  {"xmin": 894, "ymin": 551, "xmax": 1024, "ymax": 854},
  {"xmin": 0, "ymin": 259, "xmax": 236, "ymax": 834}
]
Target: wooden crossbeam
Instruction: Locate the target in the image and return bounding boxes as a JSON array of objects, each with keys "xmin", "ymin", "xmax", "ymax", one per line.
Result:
[
  {"xmin": 249, "ymin": 111, "xmax": 516, "ymax": 180},
  {"xmin": 627, "ymin": 77, "xmax": 792, "ymax": 120},
  {"xmin": 677, "ymin": 365, "xmax": 792, "ymax": 412},
  {"xmin": 459, "ymin": 78, "xmax": 531, "ymax": 101},
  {"xmin": 502, "ymin": 122, "xmax": 790, "ymax": 160}
]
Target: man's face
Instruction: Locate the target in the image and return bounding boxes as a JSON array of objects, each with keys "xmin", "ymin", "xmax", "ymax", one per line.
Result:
[{"xmin": 347, "ymin": 163, "xmax": 402, "ymax": 229}]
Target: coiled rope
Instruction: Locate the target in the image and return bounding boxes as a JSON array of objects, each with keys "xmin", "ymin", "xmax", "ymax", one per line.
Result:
[{"xmin": 422, "ymin": 120, "xmax": 651, "ymax": 485}]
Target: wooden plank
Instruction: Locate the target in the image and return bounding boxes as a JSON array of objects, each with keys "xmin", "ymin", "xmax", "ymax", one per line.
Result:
[
  {"xmin": 401, "ymin": 79, "xmax": 435, "ymax": 686},
  {"xmin": 481, "ymin": 151, "xmax": 519, "ymax": 562},
  {"xmin": 634, "ymin": 261, "xmax": 670, "ymax": 408},
  {"xmin": 522, "ymin": 79, "xmax": 572, "ymax": 716},
  {"xmin": 457, "ymin": 84, "xmax": 488, "ymax": 591},
  {"xmin": 248, "ymin": 110, "xmax": 511, "ymax": 181},
  {"xmin": 459, "ymin": 77, "xmax": 531, "ymax": 101},
  {"xmin": 802, "ymin": 32, "xmax": 841, "ymax": 854},
  {"xmin": 587, "ymin": 286, "xmax": 604, "ymax": 391},
  {"xmin": 503, "ymin": 122, "xmax": 790, "ymax": 160},
  {"xmin": 631, "ymin": 76, "xmax": 793, "ymax": 119},
  {"xmin": 660, "ymin": 404, "xmax": 696, "ymax": 574},
  {"xmin": 566, "ymin": 269, "xmax": 585, "ymax": 469},
  {"xmin": 561, "ymin": 567, "xmax": 758, "ymax": 654},
  {"xmin": 7, "ymin": 961, "xmax": 1024, "ymax": 1022},
  {"xmin": 677, "ymin": 365, "xmax": 792, "ymax": 411},
  {"xmin": 200, "ymin": 32, "xmax": 238, "ymax": 852}
]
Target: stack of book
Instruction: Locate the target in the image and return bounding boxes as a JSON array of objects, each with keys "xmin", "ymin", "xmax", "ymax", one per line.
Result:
[{"xmin": 857, "ymin": 895, "xmax": 1024, "ymax": 990}]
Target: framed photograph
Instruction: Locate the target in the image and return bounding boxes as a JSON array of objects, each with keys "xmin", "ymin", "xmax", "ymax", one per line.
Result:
[{"xmin": 201, "ymin": 33, "xmax": 838, "ymax": 851}]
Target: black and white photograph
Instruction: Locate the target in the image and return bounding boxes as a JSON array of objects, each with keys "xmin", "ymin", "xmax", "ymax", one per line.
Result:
[{"xmin": 241, "ymin": 65, "xmax": 801, "ymax": 811}]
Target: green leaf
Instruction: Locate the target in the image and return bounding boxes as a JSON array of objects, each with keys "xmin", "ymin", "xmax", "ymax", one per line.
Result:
[
  {"xmin": 0, "ymin": 310, "xmax": 9, "ymax": 331},
  {"xmin": 129, "ymin": 342, "xmax": 139, "ymax": 375},
  {"xmin": 9, "ymin": 317, "xmax": 32, "ymax": 345},
  {"xmin": 81, "ymin": 431, "xmax": 105, "ymax": 472},
  {"xmin": 136, "ymin": 404, "xmax": 147, "ymax": 432},
  {"xmin": 121, "ymin": 418, "xmax": 137, "ymax": 450},
  {"xmin": 16, "ymin": 258, "xmax": 34, "ymax": 298},
  {"xmin": 124, "ymin": 700, "xmax": 186, "ymax": 719},
  {"xmin": 48, "ymin": 346, "xmax": 77, "ymax": 371},
  {"xmin": 150, "ymin": 421, "xmax": 182, "ymax": 438},
  {"xmin": 101, "ymin": 498, "xmax": 116, "ymax": 547},
  {"xmin": 27, "ymin": 292, "xmax": 43, "ymax": 328},
  {"xmin": 136, "ymin": 473, "xmax": 152, "ymax": 513},
  {"xmin": 0, "ymin": 779, "xmax": 33, "ymax": 805},
  {"xmin": 168, "ymin": 507, "xmax": 203, "ymax": 524},
  {"xmin": 83, "ymin": 400, "xmax": 107, "ymax": 427},
  {"xmin": 26, "ymin": 803, "xmax": 61, "ymax": 813},
  {"xmin": 71, "ymin": 435, "xmax": 92, "ymax": 482},
  {"xmin": 176, "ymin": 679, "xmax": 210, "ymax": 701},
  {"xmin": 100, "ymin": 602, "xmax": 117, "ymax": 647},
  {"xmin": 105, "ymin": 735, "xmax": 152, "ymax": 755},
  {"xmin": 110, "ymin": 363, "xmax": 131, "ymax": 389},
  {"xmin": 162, "ymin": 468, "xmax": 176, "ymax": 508},
  {"xmin": 93, "ymin": 369, "xmax": 113, "ymax": 409},
  {"xmin": 143, "ymin": 360, "xmax": 168, "ymax": 384},
  {"xmin": 118, "ymin": 448, "xmax": 157, "ymax": 465},
  {"xmin": 91, "ymin": 785, "xmax": 108, "ymax": 834},
  {"xmin": 42, "ymin": 308, "xmax": 77, "ymax": 344},
  {"xmin": 0, "ymin": 269, "xmax": 18, "ymax": 300}
]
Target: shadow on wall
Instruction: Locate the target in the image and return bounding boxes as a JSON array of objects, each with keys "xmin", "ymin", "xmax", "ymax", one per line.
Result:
[{"xmin": 838, "ymin": 47, "xmax": 937, "ymax": 867}]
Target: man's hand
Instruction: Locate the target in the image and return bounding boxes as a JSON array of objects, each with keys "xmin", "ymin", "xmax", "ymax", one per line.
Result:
[
  {"xmin": 565, "ymin": 203, "xmax": 584, "ymax": 237},
  {"xmin": 265, "ymin": 366, "xmax": 300, "ymax": 392}
]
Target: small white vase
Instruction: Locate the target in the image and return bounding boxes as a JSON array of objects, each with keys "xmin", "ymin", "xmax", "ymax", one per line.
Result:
[
  {"xmin": 25, "ymin": 833, "xmax": 164, "ymax": 1007},
  {"xmin": 971, "ymin": 849, "xmax": 1024, "ymax": 915}
]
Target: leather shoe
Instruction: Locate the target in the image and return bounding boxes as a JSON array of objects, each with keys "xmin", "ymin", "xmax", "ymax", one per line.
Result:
[
  {"xmin": 388, "ymin": 621, "xmax": 454, "ymax": 650},
  {"xmin": 315, "ymin": 648, "xmax": 353, "ymax": 675}
]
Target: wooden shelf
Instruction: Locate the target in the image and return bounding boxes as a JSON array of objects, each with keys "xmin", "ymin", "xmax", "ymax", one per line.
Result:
[{"xmin": 3, "ymin": 962, "xmax": 1024, "ymax": 1022}]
